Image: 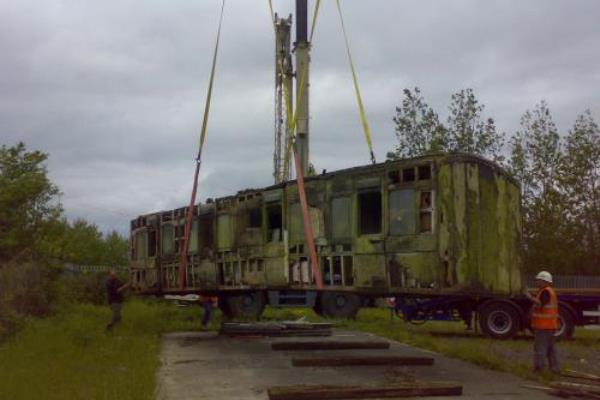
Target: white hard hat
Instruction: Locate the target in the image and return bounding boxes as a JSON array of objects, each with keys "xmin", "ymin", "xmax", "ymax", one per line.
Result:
[{"xmin": 535, "ymin": 271, "xmax": 553, "ymax": 283}]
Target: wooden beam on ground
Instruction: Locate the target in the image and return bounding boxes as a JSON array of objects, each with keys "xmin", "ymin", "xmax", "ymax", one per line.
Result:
[
  {"xmin": 562, "ymin": 370, "xmax": 600, "ymax": 383},
  {"xmin": 268, "ymin": 382, "xmax": 462, "ymax": 400},
  {"xmin": 291, "ymin": 355, "xmax": 433, "ymax": 367},
  {"xmin": 220, "ymin": 322, "xmax": 332, "ymax": 337},
  {"xmin": 272, "ymin": 341, "xmax": 390, "ymax": 351},
  {"xmin": 550, "ymin": 381, "xmax": 600, "ymax": 399}
]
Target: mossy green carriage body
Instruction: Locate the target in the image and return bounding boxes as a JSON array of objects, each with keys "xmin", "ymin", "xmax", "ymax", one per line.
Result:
[{"xmin": 129, "ymin": 153, "xmax": 522, "ymax": 299}]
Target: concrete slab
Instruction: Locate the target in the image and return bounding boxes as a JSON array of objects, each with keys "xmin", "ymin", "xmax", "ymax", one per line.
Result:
[{"xmin": 157, "ymin": 330, "xmax": 556, "ymax": 400}]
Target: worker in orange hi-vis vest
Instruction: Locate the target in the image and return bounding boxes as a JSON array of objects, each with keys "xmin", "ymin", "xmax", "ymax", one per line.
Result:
[{"xmin": 525, "ymin": 270, "xmax": 560, "ymax": 373}]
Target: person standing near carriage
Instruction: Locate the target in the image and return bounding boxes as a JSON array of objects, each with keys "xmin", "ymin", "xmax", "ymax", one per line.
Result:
[{"xmin": 525, "ymin": 270, "xmax": 560, "ymax": 373}]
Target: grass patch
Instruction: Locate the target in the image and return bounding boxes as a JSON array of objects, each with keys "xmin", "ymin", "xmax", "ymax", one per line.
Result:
[{"xmin": 0, "ymin": 298, "xmax": 213, "ymax": 400}]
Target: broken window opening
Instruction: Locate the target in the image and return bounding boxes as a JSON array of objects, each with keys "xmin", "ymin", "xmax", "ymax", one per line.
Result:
[
  {"xmin": 418, "ymin": 165, "xmax": 432, "ymax": 180},
  {"xmin": 148, "ymin": 230, "xmax": 157, "ymax": 257},
  {"xmin": 322, "ymin": 257, "xmax": 332, "ymax": 285},
  {"xmin": 402, "ymin": 168, "xmax": 415, "ymax": 182},
  {"xmin": 332, "ymin": 256, "xmax": 342, "ymax": 285},
  {"xmin": 266, "ymin": 203, "xmax": 283, "ymax": 241},
  {"xmin": 358, "ymin": 191, "xmax": 382, "ymax": 235},
  {"xmin": 419, "ymin": 191, "xmax": 433, "ymax": 233},
  {"xmin": 388, "ymin": 170, "xmax": 400, "ymax": 184},
  {"xmin": 198, "ymin": 214, "xmax": 214, "ymax": 257},
  {"xmin": 343, "ymin": 256, "xmax": 354, "ymax": 286},
  {"xmin": 248, "ymin": 208, "xmax": 262, "ymax": 228}
]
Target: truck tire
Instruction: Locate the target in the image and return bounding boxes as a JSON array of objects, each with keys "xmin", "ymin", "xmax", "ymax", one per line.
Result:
[
  {"xmin": 479, "ymin": 302, "xmax": 521, "ymax": 339},
  {"xmin": 220, "ymin": 292, "xmax": 266, "ymax": 320},
  {"xmin": 319, "ymin": 292, "xmax": 361, "ymax": 319},
  {"xmin": 555, "ymin": 306, "xmax": 575, "ymax": 340}
]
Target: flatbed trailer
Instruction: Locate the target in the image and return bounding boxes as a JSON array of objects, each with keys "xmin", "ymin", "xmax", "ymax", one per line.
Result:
[{"xmin": 392, "ymin": 288, "xmax": 600, "ymax": 339}]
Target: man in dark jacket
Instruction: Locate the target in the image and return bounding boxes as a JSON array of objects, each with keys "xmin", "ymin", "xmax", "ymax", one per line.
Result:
[{"xmin": 106, "ymin": 270, "xmax": 130, "ymax": 330}]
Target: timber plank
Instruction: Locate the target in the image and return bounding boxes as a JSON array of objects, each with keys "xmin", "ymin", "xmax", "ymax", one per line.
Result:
[
  {"xmin": 291, "ymin": 355, "xmax": 434, "ymax": 367},
  {"xmin": 220, "ymin": 322, "xmax": 332, "ymax": 337},
  {"xmin": 562, "ymin": 370, "xmax": 600, "ymax": 383},
  {"xmin": 272, "ymin": 341, "xmax": 390, "ymax": 351},
  {"xmin": 550, "ymin": 381, "xmax": 600, "ymax": 397},
  {"xmin": 268, "ymin": 382, "xmax": 462, "ymax": 400}
]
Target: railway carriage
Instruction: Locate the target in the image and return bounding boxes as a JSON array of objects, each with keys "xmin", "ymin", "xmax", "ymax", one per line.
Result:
[{"xmin": 130, "ymin": 152, "xmax": 523, "ymax": 321}]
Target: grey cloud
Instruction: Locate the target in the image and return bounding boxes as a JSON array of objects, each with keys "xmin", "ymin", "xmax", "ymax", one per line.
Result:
[{"xmin": 1, "ymin": 0, "xmax": 599, "ymax": 235}]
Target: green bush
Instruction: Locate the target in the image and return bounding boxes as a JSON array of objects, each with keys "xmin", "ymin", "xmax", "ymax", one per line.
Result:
[{"xmin": 56, "ymin": 270, "xmax": 113, "ymax": 306}]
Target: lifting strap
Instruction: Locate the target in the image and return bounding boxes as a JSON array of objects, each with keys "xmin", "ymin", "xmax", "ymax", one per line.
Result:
[
  {"xmin": 179, "ymin": 0, "xmax": 226, "ymax": 289},
  {"xmin": 335, "ymin": 0, "xmax": 376, "ymax": 164},
  {"xmin": 268, "ymin": 0, "xmax": 324, "ymax": 289}
]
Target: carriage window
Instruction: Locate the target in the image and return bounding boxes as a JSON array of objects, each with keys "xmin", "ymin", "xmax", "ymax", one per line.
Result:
[
  {"xmin": 148, "ymin": 230, "xmax": 157, "ymax": 257},
  {"xmin": 161, "ymin": 224, "xmax": 174, "ymax": 255},
  {"xmin": 420, "ymin": 191, "xmax": 433, "ymax": 233},
  {"xmin": 358, "ymin": 191, "xmax": 382, "ymax": 234},
  {"xmin": 388, "ymin": 170, "xmax": 400, "ymax": 184},
  {"xmin": 332, "ymin": 197, "xmax": 352, "ymax": 239},
  {"xmin": 418, "ymin": 165, "xmax": 431, "ymax": 180},
  {"xmin": 249, "ymin": 208, "xmax": 262, "ymax": 228},
  {"xmin": 198, "ymin": 213, "xmax": 214, "ymax": 253},
  {"xmin": 402, "ymin": 168, "xmax": 415, "ymax": 182},
  {"xmin": 267, "ymin": 203, "xmax": 282, "ymax": 241},
  {"xmin": 389, "ymin": 189, "xmax": 416, "ymax": 235}
]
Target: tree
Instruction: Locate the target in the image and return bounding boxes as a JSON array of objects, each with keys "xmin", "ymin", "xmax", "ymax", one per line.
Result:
[
  {"xmin": 446, "ymin": 89, "xmax": 505, "ymax": 162},
  {"xmin": 0, "ymin": 142, "xmax": 62, "ymax": 262},
  {"xmin": 389, "ymin": 88, "xmax": 504, "ymax": 162},
  {"xmin": 103, "ymin": 230, "xmax": 129, "ymax": 266},
  {"xmin": 559, "ymin": 110, "xmax": 600, "ymax": 273},
  {"xmin": 509, "ymin": 101, "xmax": 575, "ymax": 273},
  {"xmin": 388, "ymin": 87, "xmax": 447, "ymax": 159}
]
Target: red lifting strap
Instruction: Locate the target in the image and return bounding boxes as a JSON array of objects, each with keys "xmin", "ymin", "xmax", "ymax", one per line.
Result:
[{"xmin": 293, "ymin": 149, "xmax": 323, "ymax": 289}]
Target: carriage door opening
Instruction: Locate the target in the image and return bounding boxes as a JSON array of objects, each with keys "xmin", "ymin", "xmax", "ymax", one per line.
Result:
[{"xmin": 358, "ymin": 190, "xmax": 382, "ymax": 235}]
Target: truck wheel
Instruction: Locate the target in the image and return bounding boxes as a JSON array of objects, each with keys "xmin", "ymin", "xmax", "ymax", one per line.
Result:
[
  {"xmin": 555, "ymin": 307, "xmax": 575, "ymax": 340},
  {"xmin": 220, "ymin": 292, "xmax": 266, "ymax": 320},
  {"xmin": 319, "ymin": 292, "xmax": 361, "ymax": 319},
  {"xmin": 479, "ymin": 302, "xmax": 520, "ymax": 339}
]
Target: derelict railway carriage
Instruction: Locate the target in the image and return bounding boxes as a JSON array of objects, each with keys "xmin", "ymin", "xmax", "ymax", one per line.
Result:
[{"xmin": 129, "ymin": 153, "xmax": 530, "ymax": 331}]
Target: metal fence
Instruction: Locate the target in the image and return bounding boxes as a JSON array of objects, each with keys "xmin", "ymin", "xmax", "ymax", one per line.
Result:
[{"xmin": 525, "ymin": 274, "xmax": 600, "ymax": 289}]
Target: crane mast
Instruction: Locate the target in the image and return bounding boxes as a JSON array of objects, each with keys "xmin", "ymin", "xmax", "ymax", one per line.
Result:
[
  {"xmin": 273, "ymin": 14, "xmax": 293, "ymax": 184},
  {"xmin": 273, "ymin": 0, "xmax": 310, "ymax": 183}
]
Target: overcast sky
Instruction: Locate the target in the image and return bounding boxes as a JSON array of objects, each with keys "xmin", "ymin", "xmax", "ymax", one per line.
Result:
[{"xmin": 1, "ymin": 0, "xmax": 599, "ymax": 235}]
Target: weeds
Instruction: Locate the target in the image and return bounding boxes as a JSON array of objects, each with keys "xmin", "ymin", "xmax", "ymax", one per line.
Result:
[{"xmin": 0, "ymin": 298, "xmax": 209, "ymax": 400}]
